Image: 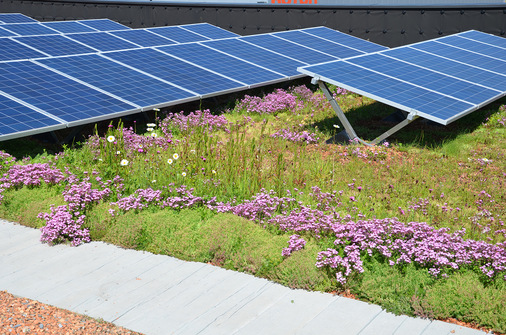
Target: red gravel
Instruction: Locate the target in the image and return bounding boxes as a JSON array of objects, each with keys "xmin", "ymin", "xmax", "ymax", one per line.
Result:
[{"xmin": 0, "ymin": 291, "xmax": 143, "ymax": 334}]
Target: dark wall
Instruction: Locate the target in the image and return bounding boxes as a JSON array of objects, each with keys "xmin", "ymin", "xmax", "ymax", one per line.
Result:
[{"xmin": 1, "ymin": 0, "xmax": 505, "ymax": 46}]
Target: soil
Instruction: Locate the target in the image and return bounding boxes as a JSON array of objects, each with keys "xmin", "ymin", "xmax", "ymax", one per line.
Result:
[{"xmin": 0, "ymin": 291, "xmax": 143, "ymax": 334}]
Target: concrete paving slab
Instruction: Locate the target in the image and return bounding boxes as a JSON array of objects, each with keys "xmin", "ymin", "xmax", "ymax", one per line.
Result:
[{"xmin": 0, "ymin": 220, "xmax": 490, "ymax": 335}]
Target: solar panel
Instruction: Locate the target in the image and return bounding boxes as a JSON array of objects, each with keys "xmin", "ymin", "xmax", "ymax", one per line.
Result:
[
  {"xmin": 0, "ymin": 39, "xmax": 47, "ymax": 61},
  {"xmin": 180, "ymin": 23, "xmax": 239, "ymax": 39},
  {"xmin": 0, "ymin": 26, "xmax": 18, "ymax": 37},
  {"xmin": 65, "ymin": 32, "xmax": 140, "ymax": 52},
  {"xmin": 109, "ymin": 29, "xmax": 176, "ymax": 47},
  {"xmin": 77, "ymin": 19, "xmax": 130, "ymax": 31},
  {"xmin": 41, "ymin": 21, "xmax": 98, "ymax": 34},
  {"xmin": 301, "ymin": 27, "xmax": 388, "ymax": 54},
  {"xmin": 147, "ymin": 26, "xmax": 210, "ymax": 43},
  {"xmin": 459, "ymin": 30, "xmax": 506, "ymax": 49},
  {"xmin": 157, "ymin": 43, "xmax": 284, "ymax": 86},
  {"xmin": 15, "ymin": 35, "xmax": 97, "ymax": 56},
  {"xmin": 0, "ymin": 61, "xmax": 135, "ymax": 123},
  {"xmin": 39, "ymin": 54, "xmax": 196, "ymax": 108},
  {"xmin": 202, "ymin": 39, "xmax": 306, "ymax": 77},
  {"xmin": 0, "ymin": 23, "xmax": 59, "ymax": 36},
  {"xmin": 0, "ymin": 93, "xmax": 64, "ymax": 140},
  {"xmin": 274, "ymin": 30, "xmax": 364, "ymax": 59},
  {"xmin": 0, "ymin": 13, "xmax": 37, "ymax": 24},
  {"xmin": 299, "ymin": 30, "xmax": 506, "ymax": 144},
  {"xmin": 239, "ymin": 34, "xmax": 338, "ymax": 64},
  {"xmin": 104, "ymin": 48, "xmax": 244, "ymax": 96}
]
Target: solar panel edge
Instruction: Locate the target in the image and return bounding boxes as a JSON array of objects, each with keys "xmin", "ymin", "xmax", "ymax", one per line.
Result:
[{"xmin": 0, "ymin": 123, "xmax": 67, "ymax": 141}]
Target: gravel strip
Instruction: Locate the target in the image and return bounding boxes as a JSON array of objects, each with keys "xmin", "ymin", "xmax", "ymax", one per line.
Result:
[{"xmin": 0, "ymin": 291, "xmax": 143, "ymax": 334}]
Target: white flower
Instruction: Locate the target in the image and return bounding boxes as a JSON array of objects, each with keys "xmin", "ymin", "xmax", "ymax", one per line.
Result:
[
  {"xmin": 147, "ymin": 123, "xmax": 156, "ymax": 128},
  {"xmin": 107, "ymin": 135, "xmax": 115, "ymax": 143},
  {"xmin": 182, "ymin": 172, "xmax": 186, "ymax": 177},
  {"xmin": 147, "ymin": 127, "xmax": 154, "ymax": 132},
  {"xmin": 151, "ymin": 180, "xmax": 156, "ymax": 183},
  {"xmin": 153, "ymin": 108, "xmax": 160, "ymax": 112},
  {"xmin": 98, "ymin": 158, "xmax": 103, "ymax": 162},
  {"xmin": 151, "ymin": 133, "xmax": 157, "ymax": 138},
  {"xmin": 173, "ymin": 153, "xmax": 179, "ymax": 160},
  {"xmin": 190, "ymin": 149, "xmax": 196, "ymax": 154},
  {"xmin": 116, "ymin": 151, "xmax": 121, "ymax": 155},
  {"xmin": 212, "ymin": 169, "xmax": 216, "ymax": 174},
  {"xmin": 120, "ymin": 159, "xmax": 129, "ymax": 166},
  {"xmin": 167, "ymin": 158, "xmax": 173, "ymax": 165},
  {"xmin": 333, "ymin": 124, "xmax": 340, "ymax": 129}
]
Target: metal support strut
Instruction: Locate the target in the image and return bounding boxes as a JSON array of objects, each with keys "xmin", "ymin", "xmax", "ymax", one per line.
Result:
[{"xmin": 315, "ymin": 79, "xmax": 418, "ymax": 146}]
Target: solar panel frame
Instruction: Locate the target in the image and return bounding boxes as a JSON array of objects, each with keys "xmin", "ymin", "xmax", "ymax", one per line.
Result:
[
  {"xmin": 77, "ymin": 19, "xmax": 131, "ymax": 32},
  {"xmin": 0, "ymin": 23, "xmax": 60, "ymax": 36},
  {"xmin": 147, "ymin": 26, "xmax": 210, "ymax": 43}
]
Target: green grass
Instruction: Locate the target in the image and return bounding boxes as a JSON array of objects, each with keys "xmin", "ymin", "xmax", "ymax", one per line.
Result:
[{"xmin": 0, "ymin": 85, "xmax": 505, "ymax": 333}]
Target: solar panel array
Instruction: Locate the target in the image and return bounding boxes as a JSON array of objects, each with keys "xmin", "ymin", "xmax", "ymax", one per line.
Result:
[
  {"xmin": 299, "ymin": 30, "xmax": 506, "ymax": 126},
  {"xmin": 0, "ymin": 13, "xmax": 388, "ymax": 141}
]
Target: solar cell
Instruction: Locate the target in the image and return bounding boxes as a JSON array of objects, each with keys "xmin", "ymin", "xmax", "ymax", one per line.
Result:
[
  {"xmin": 180, "ymin": 23, "xmax": 239, "ymax": 39},
  {"xmin": 0, "ymin": 23, "xmax": 59, "ymax": 36},
  {"xmin": 202, "ymin": 39, "xmax": 305, "ymax": 77},
  {"xmin": 239, "ymin": 34, "xmax": 338, "ymax": 64},
  {"xmin": 0, "ymin": 38, "xmax": 47, "ymax": 61},
  {"xmin": 78, "ymin": 19, "xmax": 130, "ymax": 31},
  {"xmin": 274, "ymin": 30, "xmax": 364, "ymax": 59},
  {"xmin": 0, "ymin": 13, "xmax": 37, "ymax": 24},
  {"xmin": 15, "ymin": 35, "xmax": 97, "ymax": 56},
  {"xmin": 104, "ymin": 48, "xmax": 244, "ymax": 96},
  {"xmin": 0, "ymin": 61, "xmax": 135, "ymax": 123},
  {"xmin": 147, "ymin": 26, "xmax": 210, "ymax": 43},
  {"xmin": 157, "ymin": 43, "xmax": 284, "ymax": 86},
  {"xmin": 301, "ymin": 27, "xmax": 388, "ymax": 54},
  {"xmin": 41, "ymin": 21, "xmax": 98, "ymax": 34},
  {"xmin": 110, "ymin": 29, "xmax": 176, "ymax": 47},
  {"xmin": 0, "ymin": 94, "xmax": 63, "ymax": 140},
  {"xmin": 438, "ymin": 35, "xmax": 506, "ymax": 59},
  {"xmin": 39, "ymin": 54, "xmax": 195, "ymax": 108},
  {"xmin": 65, "ymin": 32, "xmax": 140, "ymax": 52}
]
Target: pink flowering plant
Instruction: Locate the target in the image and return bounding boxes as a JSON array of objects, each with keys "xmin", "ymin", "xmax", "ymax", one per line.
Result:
[{"xmin": 0, "ymin": 84, "xmax": 505, "ymax": 332}]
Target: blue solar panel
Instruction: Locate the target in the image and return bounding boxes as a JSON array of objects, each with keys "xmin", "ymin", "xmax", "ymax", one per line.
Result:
[
  {"xmin": 202, "ymin": 39, "xmax": 305, "ymax": 77},
  {"xmin": 384, "ymin": 47, "xmax": 506, "ymax": 92},
  {"xmin": 412, "ymin": 40, "xmax": 506, "ymax": 75},
  {"xmin": 104, "ymin": 48, "xmax": 243, "ymax": 95},
  {"xmin": 180, "ymin": 23, "xmax": 239, "ymax": 39},
  {"xmin": 78, "ymin": 19, "xmax": 130, "ymax": 31},
  {"xmin": 109, "ymin": 29, "xmax": 175, "ymax": 47},
  {"xmin": 459, "ymin": 30, "xmax": 506, "ymax": 50},
  {"xmin": 41, "ymin": 21, "xmax": 98, "ymax": 34},
  {"xmin": 0, "ymin": 61, "xmax": 135, "ymax": 123},
  {"xmin": 65, "ymin": 32, "xmax": 140, "ymax": 52},
  {"xmin": 301, "ymin": 27, "xmax": 388, "ymax": 53},
  {"xmin": 0, "ymin": 26, "xmax": 18, "ymax": 37},
  {"xmin": 0, "ymin": 94, "xmax": 63, "ymax": 139},
  {"xmin": 0, "ymin": 14, "xmax": 37, "ymax": 24},
  {"xmin": 0, "ymin": 39, "xmax": 47, "ymax": 61},
  {"xmin": 239, "ymin": 34, "xmax": 337, "ymax": 65},
  {"xmin": 39, "ymin": 54, "xmax": 195, "ymax": 107},
  {"xmin": 299, "ymin": 30, "xmax": 506, "ymax": 125},
  {"xmin": 15, "ymin": 35, "xmax": 97, "ymax": 56},
  {"xmin": 438, "ymin": 35, "xmax": 505, "ymax": 59},
  {"xmin": 147, "ymin": 26, "xmax": 210, "ymax": 43},
  {"xmin": 157, "ymin": 43, "xmax": 284, "ymax": 86},
  {"xmin": 346, "ymin": 53, "xmax": 499, "ymax": 105},
  {"xmin": 274, "ymin": 30, "xmax": 364, "ymax": 59},
  {"xmin": 0, "ymin": 23, "xmax": 58, "ymax": 36}
]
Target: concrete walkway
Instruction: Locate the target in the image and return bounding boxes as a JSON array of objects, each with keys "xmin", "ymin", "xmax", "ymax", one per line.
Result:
[{"xmin": 0, "ymin": 219, "xmax": 489, "ymax": 335}]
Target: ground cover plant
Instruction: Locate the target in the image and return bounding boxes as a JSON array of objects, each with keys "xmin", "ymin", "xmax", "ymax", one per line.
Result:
[{"xmin": 0, "ymin": 84, "xmax": 505, "ymax": 332}]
